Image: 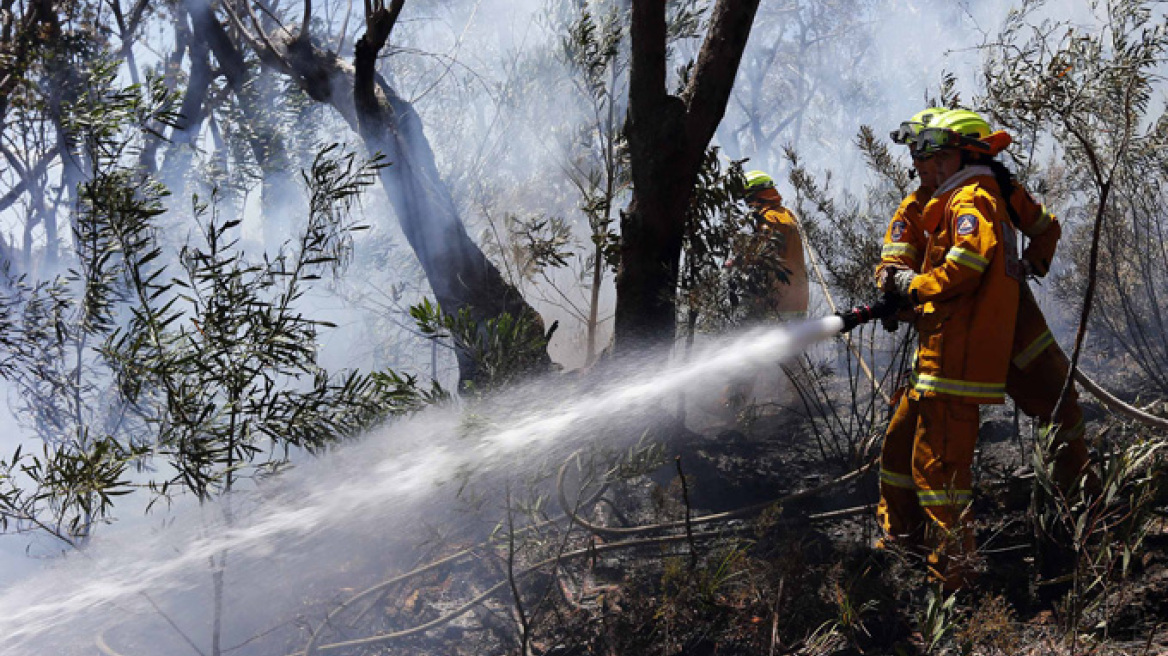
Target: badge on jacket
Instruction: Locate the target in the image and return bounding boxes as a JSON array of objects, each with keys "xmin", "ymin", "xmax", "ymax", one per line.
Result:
[
  {"xmin": 956, "ymin": 214, "xmax": 978, "ymax": 236},
  {"xmin": 891, "ymin": 220, "xmax": 906, "ymax": 241}
]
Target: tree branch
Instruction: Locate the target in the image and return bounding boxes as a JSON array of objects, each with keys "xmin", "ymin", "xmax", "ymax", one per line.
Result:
[
  {"xmin": 353, "ymin": 0, "xmax": 403, "ymax": 137},
  {"xmin": 682, "ymin": 0, "xmax": 761, "ymax": 150},
  {"xmin": 222, "ymin": 0, "xmax": 291, "ymax": 72},
  {"xmin": 190, "ymin": 0, "xmax": 248, "ymax": 90}
]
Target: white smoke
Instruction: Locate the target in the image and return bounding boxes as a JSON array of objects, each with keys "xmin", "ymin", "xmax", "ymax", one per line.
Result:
[{"xmin": 0, "ymin": 318, "xmax": 841, "ymax": 655}]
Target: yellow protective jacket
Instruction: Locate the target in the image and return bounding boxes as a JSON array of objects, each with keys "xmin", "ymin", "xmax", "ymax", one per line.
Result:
[
  {"xmin": 1003, "ymin": 183, "xmax": 1063, "ymax": 366},
  {"xmin": 741, "ymin": 188, "xmax": 809, "ymax": 318},
  {"xmin": 1004, "ymin": 182, "xmax": 1062, "ymax": 276},
  {"xmin": 876, "ymin": 187, "xmax": 933, "ymax": 278},
  {"xmin": 878, "ymin": 177, "xmax": 1062, "ymax": 373},
  {"xmin": 879, "ymin": 179, "xmax": 1062, "ymax": 278},
  {"xmin": 907, "ymin": 167, "xmax": 1021, "ymax": 404}
]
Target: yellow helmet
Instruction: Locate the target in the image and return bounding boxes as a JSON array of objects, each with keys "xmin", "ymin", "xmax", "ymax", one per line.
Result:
[
  {"xmin": 744, "ymin": 170, "xmax": 775, "ymax": 194},
  {"xmin": 913, "ymin": 108, "xmax": 1010, "ymax": 156},
  {"xmin": 931, "ymin": 109, "xmax": 992, "ymax": 140}
]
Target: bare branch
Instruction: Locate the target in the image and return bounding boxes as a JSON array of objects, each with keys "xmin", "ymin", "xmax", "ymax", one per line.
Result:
[
  {"xmin": 0, "ymin": 147, "xmax": 58, "ymax": 215},
  {"xmin": 222, "ymin": 0, "xmax": 292, "ymax": 71}
]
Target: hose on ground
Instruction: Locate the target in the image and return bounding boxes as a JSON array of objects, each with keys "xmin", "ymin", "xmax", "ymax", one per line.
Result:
[
  {"xmin": 1075, "ymin": 369, "xmax": 1168, "ymax": 432},
  {"xmin": 294, "ymin": 452, "xmax": 876, "ymax": 655}
]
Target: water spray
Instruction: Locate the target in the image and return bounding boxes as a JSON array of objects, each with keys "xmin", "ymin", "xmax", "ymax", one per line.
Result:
[{"xmin": 0, "ymin": 317, "xmax": 853, "ymax": 655}]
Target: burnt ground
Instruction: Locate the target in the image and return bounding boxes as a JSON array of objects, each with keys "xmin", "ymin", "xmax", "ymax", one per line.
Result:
[
  {"xmin": 597, "ymin": 395, "xmax": 1168, "ymax": 656},
  {"xmin": 277, "ymin": 383, "xmax": 1168, "ymax": 656}
]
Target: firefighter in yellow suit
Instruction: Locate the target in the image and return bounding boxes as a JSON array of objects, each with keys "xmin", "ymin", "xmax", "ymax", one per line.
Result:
[
  {"xmin": 873, "ymin": 108, "xmax": 948, "ymax": 550},
  {"xmin": 877, "ymin": 109, "xmax": 1022, "ymax": 590},
  {"xmin": 720, "ymin": 171, "xmax": 809, "ymax": 411},
  {"xmin": 737, "ymin": 171, "xmax": 809, "ymax": 320},
  {"xmin": 876, "ymin": 112, "xmax": 1099, "ymax": 573}
]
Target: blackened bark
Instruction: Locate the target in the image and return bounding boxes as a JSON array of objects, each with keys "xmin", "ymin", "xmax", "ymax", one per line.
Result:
[
  {"xmin": 159, "ymin": 23, "xmax": 214, "ymax": 190},
  {"xmin": 614, "ymin": 0, "xmax": 760, "ymax": 354},
  {"xmin": 353, "ymin": 2, "xmax": 546, "ymax": 384},
  {"xmin": 230, "ymin": 4, "xmax": 546, "ymax": 384},
  {"xmin": 190, "ymin": 0, "xmax": 299, "ymax": 246}
]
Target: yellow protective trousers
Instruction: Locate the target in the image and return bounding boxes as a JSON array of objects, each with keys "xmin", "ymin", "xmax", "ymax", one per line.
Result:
[
  {"xmin": 879, "ymin": 342, "xmax": 1097, "ymax": 589},
  {"xmin": 879, "ymin": 394, "xmax": 979, "ymax": 590},
  {"xmin": 877, "ymin": 393, "xmax": 925, "ymax": 547},
  {"xmin": 1008, "ymin": 356, "xmax": 1096, "ymax": 494}
]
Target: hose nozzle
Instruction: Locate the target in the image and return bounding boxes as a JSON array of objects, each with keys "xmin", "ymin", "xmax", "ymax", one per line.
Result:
[{"xmin": 836, "ymin": 291, "xmax": 903, "ymax": 334}]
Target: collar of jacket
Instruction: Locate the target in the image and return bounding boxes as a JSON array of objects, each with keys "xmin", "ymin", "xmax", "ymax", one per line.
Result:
[
  {"xmin": 752, "ymin": 187, "xmax": 785, "ymax": 206},
  {"xmin": 933, "ymin": 165, "xmax": 994, "ymax": 198}
]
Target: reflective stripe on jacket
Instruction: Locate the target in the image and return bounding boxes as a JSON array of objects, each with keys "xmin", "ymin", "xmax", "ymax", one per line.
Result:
[
  {"xmin": 909, "ymin": 166, "xmax": 1020, "ymax": 404},
  {"xmin": 879, "ymin": 178, "xmax": 1060, "ymax": 374}
]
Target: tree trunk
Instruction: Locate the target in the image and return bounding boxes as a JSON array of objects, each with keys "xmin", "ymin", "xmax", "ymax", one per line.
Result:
[
  {"xmin": 230, "ymin": 10, "xmax": 546, "ymax": 384},
  {"xmin": 139, "ymin": 9, "xmax": 190, "ymax": 174},
  {"xmin": 41, "ymin": 3, "xmax": 84, "ymax": 269},
  {"xmin": 159, "ymin": 17, "xmax": 214, "ymax": 193},
  {"xmin": 189, "ymin": 0, "xmax": 301, "ymax": 247},
  {"xmin": 614, "ymin": 0, "xmax": 760, "ymax": 354},
  {"xmin": 351, "ymin": 10, "xmax": 545, "ymax": 383}
]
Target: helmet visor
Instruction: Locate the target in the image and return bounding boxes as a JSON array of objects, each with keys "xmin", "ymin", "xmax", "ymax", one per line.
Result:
[
  {"xmin": 915, "ymin": 127, "xmax": 994, "ymax": 155},
  {"xmin": 890, "ymin": 121, "xmax": 923, "ymax": 145}
]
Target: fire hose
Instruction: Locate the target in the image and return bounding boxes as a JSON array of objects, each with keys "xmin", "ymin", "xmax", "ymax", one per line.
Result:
[{"xmin": 834, "ymin": 290, "xmax": 904, "ymax": 335}]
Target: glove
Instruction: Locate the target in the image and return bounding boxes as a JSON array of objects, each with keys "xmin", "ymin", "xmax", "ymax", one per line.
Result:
[
  {"xmin": 877, "ymin": 266, "xmax": 905, "ymax": 293},
  {"xmin": 892, "ymin": 270, "xmax": 917, "ymax": 300}
]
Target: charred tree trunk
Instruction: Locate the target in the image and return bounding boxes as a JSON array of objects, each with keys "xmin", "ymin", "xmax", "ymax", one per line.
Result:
[
  {"xmin": 159, "ymin": 16, "xmax": 214, "ymax": 193},
  {"xmin": 614, "ymin": 0, "xmax": 760, "ymax": 354},
  {"xmin": 222, "ymin": 1, "xmax": 546, "ymax": 384},
  {"xmin": 351, "ymin": 2, "xmax": 531, "ymax": 318},
  {"xmin": 189, "ymin": 0, "xmax": 300, "ymax": 247},
  {"xmin": 351, "ymin": 5, "xmax": 545, "ymax": 383}
]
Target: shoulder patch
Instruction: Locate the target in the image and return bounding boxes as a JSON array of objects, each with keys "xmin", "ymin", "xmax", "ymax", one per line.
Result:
[
  {"xmin": 956, "ymin": 214, "xmax": 978, "ymax": 236},
  {"xmin": 890, "ymin": 220, "xmax": 906, "ymax": 241}
]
